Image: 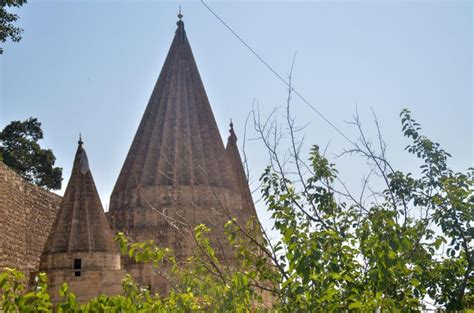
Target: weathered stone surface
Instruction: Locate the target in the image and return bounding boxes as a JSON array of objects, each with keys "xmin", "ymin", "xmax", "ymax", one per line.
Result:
[
  {"xmin": 39, "ymin": 140, "xmax": 124, "ymax": 304},
  {"xmin": 42, "ymin": 141, "xmax": 117, "ymax": 255},
  {"xmin": 40, "ymin": 252, "xmax": 121, "ymax": 271},
  {"xmin": 110, "ymin": 19, "xmax": 233, "ymax": 194},
  {"xmin": 107, "ymin": 19, "xmax": 259, "ymax": 294},
  {"xmin": 225, "ymin": 122, "xmax": 260, "ymax": 226},
  {"xmin": 0, "ymin": 162, "xmax": 61, "ymax": 274},
  {"xmin": 45, "ymin": 267, "xmax": 125, "ymax": 304}
]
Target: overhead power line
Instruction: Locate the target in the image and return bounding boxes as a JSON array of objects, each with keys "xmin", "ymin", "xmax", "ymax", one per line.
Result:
[{"xmin": 200, "ymin": 0, "xmax": 356, "ymax": 146}]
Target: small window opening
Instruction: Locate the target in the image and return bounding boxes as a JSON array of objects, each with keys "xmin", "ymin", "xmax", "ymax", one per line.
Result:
[{"xmin": 74, "ymin": 258, "xmax": 82, "ymax": 277}]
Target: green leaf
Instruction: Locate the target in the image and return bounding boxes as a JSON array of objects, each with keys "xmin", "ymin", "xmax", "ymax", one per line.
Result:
[
  {"xmin": 349, "ymin": 302, "xmax": 364, "ymax": 309},
  {"xmin": 410, "ymin": 278, "xmax": 420, "ymax": 287}
]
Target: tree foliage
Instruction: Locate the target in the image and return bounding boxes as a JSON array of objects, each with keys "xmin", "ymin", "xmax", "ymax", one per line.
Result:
[
  {"xmin": 0, "ymin": 0, "xmax": 26, "ymax": 54},
  {"xmin": 0, "ymin": 117, "xmax": 62, "ymax": 190},
  {"xmin": 0, "ymin": 109, "xmax": 472, "ymax": 311},
  {"xmin": 255, "ymin": 108, "xmax": 473, "ymax": 311},
  {"xmin": 0, "ymin": 223, "xmax": 274, "ymax": 312}
]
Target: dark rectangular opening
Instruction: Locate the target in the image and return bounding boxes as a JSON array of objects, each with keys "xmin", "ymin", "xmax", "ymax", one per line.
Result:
[
  {"xmin": 74, "ymin": 258, "xmax": 81, "ymax": 269},
  {"xmin": 74, "ymin": 258, "xmax": 81, "ymax": 277}
]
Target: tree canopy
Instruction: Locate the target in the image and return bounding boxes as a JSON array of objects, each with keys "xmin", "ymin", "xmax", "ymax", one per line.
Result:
[
  {"xmin": 0, "ymin": 117, "xmax": 62, "ymax": 190},
  {"xmin": 0, "ymin": 0, "xmax": 26, "ymax": 54}
]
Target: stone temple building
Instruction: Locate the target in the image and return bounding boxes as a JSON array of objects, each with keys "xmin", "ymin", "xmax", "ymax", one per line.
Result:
[
  {"xmin": 0, "ymin": 14, "xmax": 261, "ymax": 302},
  {"xmin": 38, "ymin": 138, "xmax": 125, "ymax": 303},
  {"xmin": 107, "ymin": 14, "xmax": 259, "ymax": 295}
]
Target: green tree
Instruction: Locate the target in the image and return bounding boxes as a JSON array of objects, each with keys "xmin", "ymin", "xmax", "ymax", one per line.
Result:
[
  {"xmin": 0, "ymin": 0, "xmax": 26, "ymax": 54},
  {"xmin": 0, "ymin": 117, "xmax": 62, "ymax": 190},
  {"xmin": 255, "ymin": 107, "xmax": 473, "ymax": 311}
]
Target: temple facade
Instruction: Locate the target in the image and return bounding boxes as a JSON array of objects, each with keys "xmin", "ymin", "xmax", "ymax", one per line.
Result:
[
  {"xmin": 32, "ymin": 15, "xmax": 261, "ymax": 302},
  {"xmin": 106, "ymin": 15, "xmax": 258, "ymax": 295}
]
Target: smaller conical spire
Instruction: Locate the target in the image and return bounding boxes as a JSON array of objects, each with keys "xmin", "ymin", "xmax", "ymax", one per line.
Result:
[
  {"xmin": 41, "ymin": 139, "xmax": 117, "ymax": 255},
  {"xmin": 225, "ymin": 121, "xmax": 258, "ymax": 221},
  {"xmin": 40, "ymin": 139, "xmax": 124, "ymax": 304}
]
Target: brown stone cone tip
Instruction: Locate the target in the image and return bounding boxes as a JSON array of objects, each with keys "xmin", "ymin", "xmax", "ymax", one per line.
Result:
[
  {"xmin": 110, "ymin": 20, "xmax": 233, "ymax": 209},
  {"xmin": 41, "ymin": 144, "xmax": 118, "ymax": 256},
  {"xmin": 225, "ymin": 123, "xmax": 259, "ymax": 222}
]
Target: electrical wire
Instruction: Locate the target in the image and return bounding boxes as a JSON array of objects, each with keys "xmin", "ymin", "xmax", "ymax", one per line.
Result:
[{"xmin": 200, "ymin": 0, "xmax": 356, "ymax": 146}]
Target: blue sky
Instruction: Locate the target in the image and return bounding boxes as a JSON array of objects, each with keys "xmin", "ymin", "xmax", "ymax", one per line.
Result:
[{"xmin": 1, "ymin": 1, "xmax": 472, "ymax": 232}]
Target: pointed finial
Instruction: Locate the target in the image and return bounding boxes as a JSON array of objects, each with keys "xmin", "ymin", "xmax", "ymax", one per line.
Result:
[
  {"xmin": 78, "ymin": 133, "xmax": 83, "ymax": 147},
  {"xmin": 178, "ymin": 5, "xmax": 183, "ymax": 20},
  {"xmin": 228, "ymin": 119, "xmax": 237, "ymax": 144}
]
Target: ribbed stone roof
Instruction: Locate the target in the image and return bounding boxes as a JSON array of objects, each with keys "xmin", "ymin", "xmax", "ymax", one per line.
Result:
[
  {"xmin": 225, "ymin": 122, "xmax": 258, "ymax": 219},
  {"xmin": 42, "ymin": 139, "xmax": 117, "ymax": 254},
  {"xmin": 111, "ymin": 18, "xmax": 230, "ymax": 198}
]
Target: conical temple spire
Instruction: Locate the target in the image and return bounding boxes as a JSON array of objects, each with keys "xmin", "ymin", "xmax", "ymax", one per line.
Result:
[
  {"xmin": 42, "ymin": 139, "xmax": 117, "ymax": 254},
  {"xmin": 106, "ymin": 19, "xmax": 263, "ymax": 294},
  {"xmin": 111, "ymin": 16, "xmax": 231, "ymax": 202}
]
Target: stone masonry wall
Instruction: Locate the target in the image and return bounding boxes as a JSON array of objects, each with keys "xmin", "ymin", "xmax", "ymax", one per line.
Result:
[{"xmin": 0, "ymin": 162, "xmax": 61, "ymax": 273}]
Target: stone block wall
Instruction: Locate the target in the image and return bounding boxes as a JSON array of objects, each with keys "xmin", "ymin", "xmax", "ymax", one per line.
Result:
[
  {"xmin": 0, "ymin": 162, "xmax": 61, "ymax": 273},
  {"xmin": 108, "ymin": 184, "xmax": 247, "ymax": 294},
  {"xmin": 39, "ymin": 252, "xmax": 125, "ymax": 304},
  {"xmin": 46, "ymin": 268, "xmax": 125, "ymax": 304}
]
